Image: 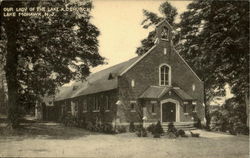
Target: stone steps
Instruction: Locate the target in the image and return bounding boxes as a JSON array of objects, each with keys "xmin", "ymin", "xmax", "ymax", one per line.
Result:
[{"xmin": 162, "ymin": 122, "xmax": 196, "ymax": 131}]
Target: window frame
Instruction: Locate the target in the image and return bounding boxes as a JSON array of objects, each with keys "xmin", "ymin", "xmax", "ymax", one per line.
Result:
[
  {"xmin": 159, "ymin": 64, "xmax": 171, "ymax": 86},
  {"xmin": 105, "ymin": 96, "xmax": 110, "ymax": 112},
  {"xmin": 93, "ymin": 96, "xmax": 100, "ymax": 112},
  {"xmin": 130, "ymin": 101, "xmax": 136, "ymax": 112},
  {"xmin": 82, "ymin": 99, "xmax": 87, "ymax": 113},
  {"xmin": 183, "ymin": 101, "xmax": 188, "ymax": 114},
  {"xmin": 150, "ymin": 101, "xmax": 157, "ymax": 115}
]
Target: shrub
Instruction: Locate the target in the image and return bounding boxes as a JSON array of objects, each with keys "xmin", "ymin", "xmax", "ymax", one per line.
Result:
[
  {"xmin": 61, "ymin": 114, "xmax": 78, "ymax": 127},
  {"xmin": 136, "ymin": 130, "xmax": 141, "ymax": 137},
  {"xmin": 166, "ymin": 122, "xmax": 178, "ymax": 138},
  {"xmin": 129, "ymin": 122, "xmax": 135, "ymax": 132},
  {"xmin": 136, "ymin": 127, "xmax": 147, "ymax": 137},
  {"xmin": 103, "ymin": 123, "xmax": 115, "ymax": 134},
  {"xmin": 86, "ymin": 121, "xmax": 94, "ymax": 131},
  {"xmin": 77, "ymin": 116, "xmax": 86, "ymax": 128},
  {"xmin": 146, "ymin": 123, "xmax": 156, "ymax": 133},
  {"xmin": 177, "ymin": 129, "xmax": 187, "ymax": 137},
  {"xmin": 135, "ymin": 124, "xmax": 143, "ymax": 131},
  {"xmin": 210, "ymin": 98, "xmax": 249, "ymax": 135},
  {"xmin": 153, "ymin": 121, "xmax": 164, "ymax": 138},
  {"xmin": 93, "ymin": 123, "xmax": 102, "ymax": 132},
  {"xmin": 194, "ymin": 118, "xmax": 202, "ymax": 129},
  {"xmin": 117, "ymin": 125, "xmax": 126, "ymax": 133}
]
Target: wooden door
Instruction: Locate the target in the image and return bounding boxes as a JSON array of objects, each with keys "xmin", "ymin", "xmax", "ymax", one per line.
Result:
[{"xmin": 162, "ymin": 102, "xmax": 176, "ymax": 122}]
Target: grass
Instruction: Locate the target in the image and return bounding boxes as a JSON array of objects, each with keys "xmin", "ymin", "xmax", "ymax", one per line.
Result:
[{"xmin": 0, "ymin": 121, "xmax": 249, "ymax": 158}]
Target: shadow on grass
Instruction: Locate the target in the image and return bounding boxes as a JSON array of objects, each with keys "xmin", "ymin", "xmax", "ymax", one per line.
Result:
[{"xmin": 0, "ymin": 121, "xmax": 102, "ymax": 140}]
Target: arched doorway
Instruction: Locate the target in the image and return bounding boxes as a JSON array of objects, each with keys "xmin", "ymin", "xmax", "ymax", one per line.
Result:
[
  {"xmin": 162, "ymin": 102, "xmax": 176, "ymax": 122},
  {"xmin": 161, "ymin": 99, "xmax": 180, "ymax": 122}
]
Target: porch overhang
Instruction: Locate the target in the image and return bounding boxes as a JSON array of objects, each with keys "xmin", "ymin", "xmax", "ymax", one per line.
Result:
[{"xmin": 139, "ymin": 86, "xmax": 194, "ymax": 101}]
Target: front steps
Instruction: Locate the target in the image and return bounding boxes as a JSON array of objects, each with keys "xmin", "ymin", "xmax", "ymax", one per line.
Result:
[{"xmin": 162, "ymin": 122, "xmax": 196, "ymax": 131}]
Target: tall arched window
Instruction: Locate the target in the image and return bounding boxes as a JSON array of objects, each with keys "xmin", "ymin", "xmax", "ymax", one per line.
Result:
[{"xmin": 159, "ymin": 64, "xmax": 171, "ymax": 86}]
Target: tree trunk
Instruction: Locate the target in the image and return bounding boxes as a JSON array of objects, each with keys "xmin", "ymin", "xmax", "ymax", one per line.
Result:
[
  {"xmin": 2, "ymin": 1, "xmax": 21, "ymax": 129},
  {"xmin": 203, "ymin": 80, "xmax": 210, "ymax": 129},
  {"xmin": 245, "ymin": 93, "xmax": 249, "ymax": 127}
]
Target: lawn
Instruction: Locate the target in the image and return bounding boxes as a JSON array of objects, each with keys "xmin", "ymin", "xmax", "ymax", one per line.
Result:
[{"xmin": 0, "ymin": 122, "xmax": 249, "ymax": 158}]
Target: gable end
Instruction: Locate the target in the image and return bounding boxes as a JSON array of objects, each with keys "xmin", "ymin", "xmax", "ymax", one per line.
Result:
[
  {"xmin": 173, "ymin": 48, "xmax": 202, "ymax": 82},
  {"xmin": 120, "ymin": 45, "xmax": 157, "ymax": 76}
]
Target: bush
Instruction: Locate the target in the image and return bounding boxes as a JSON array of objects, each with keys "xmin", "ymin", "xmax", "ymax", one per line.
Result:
[
  {"xmin": 129, "ymin": 122, "xmax": 135, "ymax": 132},
  {"xmin": 166, "ymin": 122, "xmax": 178, "ymax": 138},
  {"xmin": 103, "ymin": 123, "xmax": 115, "ymax": 134},
  {"xmin": 177, "ymin": 129, "xmax": 187, "ymax": 137},
  {"xmin": 210, "ymin": 98, "xmax": 249, "ymax": 135},
  {"xmin": 116, "ymin": 126, "xmax": 126, "ymax": 133},
  {"xmin": 135, "ymin": 124, "xmax": 143, "ymax": 131},
  {"xmin": 153, "ymin": 121, "xmax": 164, "ymax": 138},
  {"xmin": 194, "ymin": 118, "xmax": 202, "ymax": 129},
  {"xmin": 136, "ymin": 127, "xmax": 147, "ymax": 137},
  {"xmin": 146, "ymin": 123, "xmax": 156, "ymax": 133},
  {"xmin": 86, "ymin": 121, "xmax": 94, "ymax": 131},
  {"xmin": 61, "ymin": 114, "xmax": 78, "ymax": 127},
  {"xmin": 77, "ymin": 116, "xmax": 86, "ymax": 128}
]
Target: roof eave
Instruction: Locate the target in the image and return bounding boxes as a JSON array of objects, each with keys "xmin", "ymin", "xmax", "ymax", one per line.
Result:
[{"xmin": 120, "ymin": 45, "xmax": 157, "ymax": 76}]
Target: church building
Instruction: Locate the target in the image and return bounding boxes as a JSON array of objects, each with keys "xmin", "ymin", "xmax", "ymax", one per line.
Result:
[{"xmin": 41, "ymin": 20, "xmax": 205, "ymax": 130}]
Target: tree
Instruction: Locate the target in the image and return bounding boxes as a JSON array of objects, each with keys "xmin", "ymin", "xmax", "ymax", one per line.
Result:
[
  {"xmin": 176, "ymin": 0, "xmax": 249, "ymax": 128},
  {"xmin": 136, "ymin": 1, "xmax": 177, "ymax": 55},
  {"xmin": 137, "ymin": 0, "xmax": 249, "ymax": 130},
  {"xmin": 0, "ymin": 0, "xmax": 104, "ymax": 128}
]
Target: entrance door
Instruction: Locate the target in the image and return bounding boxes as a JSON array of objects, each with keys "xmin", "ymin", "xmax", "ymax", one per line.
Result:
[{"xmin": 162, "ymin": 102, "xmax": 176, "ymax": 122}]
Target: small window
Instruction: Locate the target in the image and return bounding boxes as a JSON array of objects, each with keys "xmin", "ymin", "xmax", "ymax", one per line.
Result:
[
  {"xmin": 159, "ymin": 64, "xmax": 170, "ymax": 86},
  {"xmin": 66, "ymin": 101, "xmax": 71, "ymax": 114},
  {"xmin": 164, "ymin": 48, "xmax": 167, "ymax": 55},
  {"xmin": 131, "ymin": 79, "xmax": 135, "ymax": 88},
  {"xmin": 192, "ymin": 101, "xmax": 197, "ymax": 112},
  {"xmin": 152, "ymin": 104, "xmax": 155, "ymax": 113},
  {"xmin": 105, "ymin": 96, "xmax": 110, "ymax": 111},
  {"xmin": 150, "ymin": 101, "xmax": 157, "ymax": 114},
  {"xmin": 184, "ymin": 104, "xmax": 187, "ymax": 113},
  {"xmin": 97, "ymin": 98, "xmax": 100, "ymax": 111},
  {"xmin": 192, "ymin": 84, "xmax": 196, "ymax": 91},
  {"xmin": 94, "ymin": 97, "xmax": 100, "ymax": 111},
  {"xmin": 93, "ymin": 97, "xmax": 96, "ymax": 110},
  {"xmin": 192, "ymin": 101, "xmax": 197, "ymax": 105},
  {"xmin": 183, "ymin": 101, "xmax": 188, "ymax": 113},
  {"xmin": 75, "ymin": 103, "xmax": 78, "ymax": 114},
  {"xmin": 130, "ymin": 101, "xmax": 136, "ymax": 112},
  {"xmin": 192, "ymin": 105, "xmax": 196, "ymax": 112},
  {"xmin": 82, "ymin": 99, "xmax": 87, "ymax": 112},
  {"xmin": 87, "ymin": 97, "xmax": 90, "ymax": 111}
]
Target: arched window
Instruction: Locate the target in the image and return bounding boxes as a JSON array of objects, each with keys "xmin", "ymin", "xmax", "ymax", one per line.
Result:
[{"xmin": 159, "ymin": 64, "xmax": 171, "ymax": 86}]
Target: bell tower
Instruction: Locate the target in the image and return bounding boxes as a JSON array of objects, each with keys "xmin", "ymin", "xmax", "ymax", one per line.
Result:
[{"xmin": 155, "ymin": 20, "xmax": 173, "ymax": 56}]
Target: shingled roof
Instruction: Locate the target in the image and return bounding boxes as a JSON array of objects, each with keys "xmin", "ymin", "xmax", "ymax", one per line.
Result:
[
  {"xmin": 54, "ymin": 56, "xmax": 140, "ymax": 101},
  {"xmin": 139, "ymin": 86, "xmax": 194, "ymax": 100}
]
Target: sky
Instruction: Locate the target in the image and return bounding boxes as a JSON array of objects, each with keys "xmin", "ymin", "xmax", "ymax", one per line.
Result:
[
  {"xmin": 89, "ymin": 0, "xmax": 233, "ymax": 100},
  {"xmin": 90, "ymin": 0, "xmax": 191, "ymax": 72}
]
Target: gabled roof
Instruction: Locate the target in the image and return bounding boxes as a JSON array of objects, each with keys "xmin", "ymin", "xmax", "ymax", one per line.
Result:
[
  {"xmin": 139, "ymin": 86, "xmax": 194, "ymax": 100},
  {"xmin": 54, "ymin": 56, "xmax": 140, "ymax": 101},
  {"xmin": 174, "ymin": 88, "xmax": 194, "ymax": 100}
]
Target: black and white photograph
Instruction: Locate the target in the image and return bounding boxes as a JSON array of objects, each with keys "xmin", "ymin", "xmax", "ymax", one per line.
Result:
[{"xmin": 0, "ymin": 0, "xmax": 249, "ymax": 157}]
